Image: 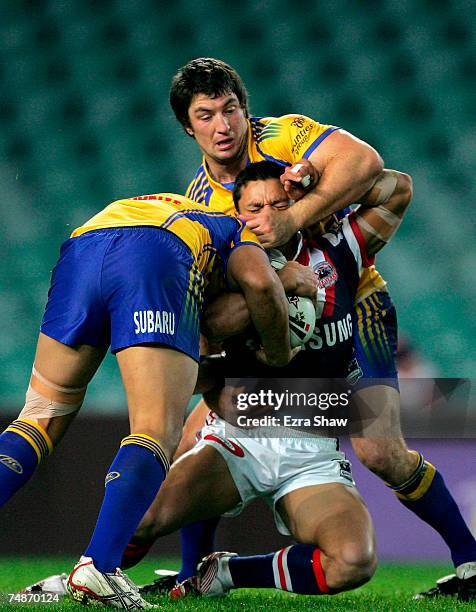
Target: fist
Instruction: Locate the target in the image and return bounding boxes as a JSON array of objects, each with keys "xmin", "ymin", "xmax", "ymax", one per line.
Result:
[{"xmin": 281, "ymin": 159, "xmax": 319, "ymax": 201}]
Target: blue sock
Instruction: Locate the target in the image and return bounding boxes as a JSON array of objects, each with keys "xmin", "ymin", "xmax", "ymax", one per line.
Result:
[
  {"xmin": 0, "ymin": 420, "xmax": 52, "ymax": 506},
  {"xmin": 85, "ymin": 434, "xmax": 170, "ymax": 573},
  {"xmin": 177, "ymin": 518, "xmax": 219, "ymax": 582},
  {"xmin": 392, "ymin": 454, "xmax": 476, "ymax": 567},
  {"xmin": 229, "ymin": 544, "xmax": 328, "ymax": 593}
]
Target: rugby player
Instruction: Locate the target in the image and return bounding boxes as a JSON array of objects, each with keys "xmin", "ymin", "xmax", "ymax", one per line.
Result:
[
  {"xmin": 0, "ymin": 192, "xmax": 296, "ymax": 609},
  {"xmin": 161, "ymin": 57, "xmax": 476, "ymax": 599},
  {"xmin": 112, "ymin": 160, "xmax": 413, "ymax": 599}
]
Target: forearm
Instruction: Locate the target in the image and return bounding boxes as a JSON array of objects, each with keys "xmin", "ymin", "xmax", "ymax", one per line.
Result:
[
  {"xmin": 289, "ymin": 144, "xmax": 383, "ymax": 228},
  {"xmin": 355, "ymin": 169, "xmax": 413, "ymax": 255},
  {"xmin": 201, "ymin": 292, "xmax": 250, "ymax": 342},
  {"xmin": 242, "ymin": 275, "xmax": 291, "ymax": 367},
  {"xmin": 276, "ymin": 266, "xmax": 298, "ymax": 294},
  {"xmin": 358, "ymin": 169, "xmax": 413, "ymax": 214}
]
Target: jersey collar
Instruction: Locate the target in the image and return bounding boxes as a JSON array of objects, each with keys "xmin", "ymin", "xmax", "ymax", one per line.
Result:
[{"xmin": 200, "ymin": 118, "xmax": 253, "ymax": 192}]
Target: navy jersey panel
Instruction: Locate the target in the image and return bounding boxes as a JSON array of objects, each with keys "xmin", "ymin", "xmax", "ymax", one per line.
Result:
[
  {"xmin": 41, "ymin": 227, "xmax": 201, "ymax": 361},
  {"xmin": 222, "ymin": 228, "xmax": 362, "ymax": 380},
  {"xmin": 352, "ymin": 290, "xmax": 399, "ymax": 390}
]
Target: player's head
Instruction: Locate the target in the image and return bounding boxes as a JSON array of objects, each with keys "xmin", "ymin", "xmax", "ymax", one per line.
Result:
[
  {"xmin": 170, "ymin": 58, "xmax": 250, "ymax": 130},
  {"xmin": 233, "ymin": 161, "xmax": 291, "ymax": 216},
  {"xmin": 234, "ymin": 161, "xmax": 336, "ymax": 235},
  {"xmin": 170, "ymin": 58, "xmax": 250, "ymax": 166}
]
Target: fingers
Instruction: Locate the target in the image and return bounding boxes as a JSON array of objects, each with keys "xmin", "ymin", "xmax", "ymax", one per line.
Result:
[
  {"xmin": 256, "ymin": 345, "xmax": 302, "ymax": 367},
  {"xmin": 281, "ymin": 160, "xmax": 319, "ymax": 200},
  {"xmin": 289, "ymin": 346, "xmax": 302, "ymax": 360},
  {"xmin": 282, "ymin": 180, "xmax": 306, "ymax": 201},
  {"xmin": 238, "ymin": 214, "xmax": 271, "ymax": 236},
  {"xmin": 238, "ymin": 212, "xmax": 277, "ymax": 244},
  {"xmin": 239, "ymin": 208, "xmax": 292, "ymax": 248},
  {"xmin": 281, "ymin": 162, "xmax": 311, "ymax": 186},
  {"xmin": 255, "ymin": 348, "xmax": 267, "ymax": 365}
]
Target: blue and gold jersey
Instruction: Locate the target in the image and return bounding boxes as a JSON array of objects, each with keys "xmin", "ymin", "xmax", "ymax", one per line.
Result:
[
  {"xmin": 71, "ymin": 192, "xmax": 262, "ymax": 278},
  {"xmin": 186, "ymin": 114, "xmax": 337, "ymax": 215},
  {"xmin": 185, "ymin": 113, "xmax": 386, "ymax": 301}
]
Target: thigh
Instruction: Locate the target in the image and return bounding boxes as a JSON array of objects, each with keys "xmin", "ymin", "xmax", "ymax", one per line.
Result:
[
  {"xmin": 26, "ymin": 333, "xmax": 107, "ymax": 444},
  {"xmin": 34, "ymin": 333, "xmax": 107, "ymax": 389},
  {"xmin": 117, "ymin": 346, "xmax": 198, "ymax": 457},
  {"xmin": 143, "ymin": 444, "xmax": 241, "ymax": 536},
  {"xmin": 173, "ymin": 398, "xmax": 211, "ymax": 460},
  {"xmin": 277, "ymin": 483, "xmax": 374, "ymax": 557}
]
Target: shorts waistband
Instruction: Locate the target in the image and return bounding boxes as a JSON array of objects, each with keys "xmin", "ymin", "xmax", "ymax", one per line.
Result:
[
  {"xmin": 75, "ymin": 226, "xmax": 193, "ymax": 255},
  {"xmin": 214, "ymin": 417, "xmax": 338, "ymax": 446}
]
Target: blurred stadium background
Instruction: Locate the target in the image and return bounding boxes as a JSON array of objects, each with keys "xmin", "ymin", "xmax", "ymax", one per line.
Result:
[{"xmin": 1, "ymin": 0, "xmax": 475, "ymax": 563}]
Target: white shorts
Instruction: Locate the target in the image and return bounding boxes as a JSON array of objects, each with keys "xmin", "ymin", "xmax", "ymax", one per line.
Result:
[{"xmin": 196, "ymin": 412, "xmax": 355, "ymax": 535}]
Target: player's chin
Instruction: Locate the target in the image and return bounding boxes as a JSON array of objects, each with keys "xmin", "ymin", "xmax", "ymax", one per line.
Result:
[{"xmin": 214, "ymin": 145, "xmax": 239, "ymax": 160}]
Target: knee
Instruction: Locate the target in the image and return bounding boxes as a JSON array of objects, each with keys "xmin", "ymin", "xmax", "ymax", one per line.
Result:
[
  {"xmin": 133, "ymin": 508, "xmax": 160, "ymax": 544},
  {"xmin": 328, "ymin": 542, "xmax": 377, "ymax": 591}
]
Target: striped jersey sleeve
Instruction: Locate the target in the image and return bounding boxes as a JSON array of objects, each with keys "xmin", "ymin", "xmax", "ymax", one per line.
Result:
[{"xmin": 340, "ymin": 212, "xmax": 375, "ymax": 271}]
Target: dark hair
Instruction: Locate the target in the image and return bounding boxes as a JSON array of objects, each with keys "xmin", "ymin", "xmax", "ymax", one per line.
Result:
[
  {"xmin": 170, "ymin": 57, "xmax": 250, "ymax": 132},
  {"xmin": 233, "ymin": 161, "xmax": 284, "ymax": 210}
]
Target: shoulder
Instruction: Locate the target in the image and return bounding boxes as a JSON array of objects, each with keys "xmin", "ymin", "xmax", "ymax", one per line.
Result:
[{"xmin": 251, "ymin": 114, "xmax": 314, "ymax": 139}]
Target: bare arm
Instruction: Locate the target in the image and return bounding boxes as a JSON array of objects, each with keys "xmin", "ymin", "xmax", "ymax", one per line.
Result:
[
  {"xmin": 293, "ymin": 130, "xmax": 383, "ymax": 224},
  {"xmin": 354, "ymin": 169, "xmax": 413, "ymax": 256},
  {"xmin": 241, "ymin": 130, "xmax": 383, "ymax": 248},
  {"xmin": 226, "ymin": 246, "xmax": 292, "ymax": 367},
  {"xmin": 202, "ymin": 261, "xmax": 318, "ymax": 342},
  {"xmin": 201, "ymin": 291, "xmax": 249, "ymax": 342}
]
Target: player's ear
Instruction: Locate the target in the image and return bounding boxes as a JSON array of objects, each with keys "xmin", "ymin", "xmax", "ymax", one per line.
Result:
[{"xmin": 185, "ymin": 126, "xmax": 194, "ymax": 137}]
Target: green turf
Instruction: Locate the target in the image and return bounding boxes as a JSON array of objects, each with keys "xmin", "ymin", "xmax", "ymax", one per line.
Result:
[{"xmin": 0, "ymin": 557, "xmax": 471, "ymax": 610}]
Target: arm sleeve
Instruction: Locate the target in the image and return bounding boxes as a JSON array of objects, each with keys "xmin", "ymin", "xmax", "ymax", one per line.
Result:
[{"xmin": 255, "ymin": 114, "xmax": 339, "ymax": 165}]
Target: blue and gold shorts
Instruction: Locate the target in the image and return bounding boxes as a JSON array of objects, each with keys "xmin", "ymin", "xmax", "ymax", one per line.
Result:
[
  {"xmin": 351, "ymin": 290, "xmax": 399, "ymax": 390},
  {"xmin": 41, "ymin": 227, "xmax": 202, "ymax": 361}
]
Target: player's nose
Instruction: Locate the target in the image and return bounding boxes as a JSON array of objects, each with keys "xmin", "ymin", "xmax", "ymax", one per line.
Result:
[{"xmin": 215, "ymin": 113, "xmax": 231, "ymax": 133}]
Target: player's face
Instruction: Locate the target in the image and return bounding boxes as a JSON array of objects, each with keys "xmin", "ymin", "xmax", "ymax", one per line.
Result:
[
  {"xmin": 236, "ymin": 178, "xmax": 292, "ymax": 217},
  {"xmin": 186, "ymin": 93, "xmax": 248, "ymax": 165}
]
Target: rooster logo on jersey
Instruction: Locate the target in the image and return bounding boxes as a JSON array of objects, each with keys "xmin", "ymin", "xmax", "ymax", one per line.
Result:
[{"xmin": 315, "ymin": 261, "xmax": 338, "ymax": 288}]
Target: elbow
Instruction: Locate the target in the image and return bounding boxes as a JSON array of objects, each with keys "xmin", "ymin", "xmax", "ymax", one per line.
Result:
[
  {"xmin": 394, "ymin": 171, "xmax": 413, "ymax": 213},
  {"xmin": 242, "ymin": 270, "xmax": 282, "ymax": 299},
  {"xmin": 366, "ymin": 148, "xmax": 384, "ymax": 181},
  {"xmin": 400, "ymin": 172, "xmax": 413, "ymax": 204},
  {"xmin": 353, "ymin": 141, "xmax": 383, "ymax": 184}
]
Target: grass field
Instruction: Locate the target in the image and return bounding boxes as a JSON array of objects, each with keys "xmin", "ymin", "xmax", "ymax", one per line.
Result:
[{"xmin": 0, "ymin": 557, "xmax": 471, "ymax": 611}]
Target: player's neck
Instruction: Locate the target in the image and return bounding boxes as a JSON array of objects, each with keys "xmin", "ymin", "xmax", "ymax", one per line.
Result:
[
  {"xmin": 204, "ymin": 135, "xmax": 249, "ymax": 184},
  {"xmin": 205, "ymin": 155, "xmax": 247, "ymax": 185}
]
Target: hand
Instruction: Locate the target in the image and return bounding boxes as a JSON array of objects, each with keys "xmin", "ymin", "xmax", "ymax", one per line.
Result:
[
  {"xmin": 256, "ymin": 345, "xmax": 301, "ymax": 367},
  {"xmin": 277, "ymin": 261, "xmax": 318, "ymax": 302},
  {"xmin": 281, "ymin": 159, "xmax": 319, "ymax": 201},
  {"xmin": 238, "ymin": 207, "xmax": 298, "ymax": 248}
]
